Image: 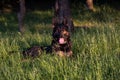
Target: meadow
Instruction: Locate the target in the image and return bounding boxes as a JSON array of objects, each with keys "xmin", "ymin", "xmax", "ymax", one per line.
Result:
[{"xmin": 0, "ymin": 4, "xmax": 120, "ymax": 80}]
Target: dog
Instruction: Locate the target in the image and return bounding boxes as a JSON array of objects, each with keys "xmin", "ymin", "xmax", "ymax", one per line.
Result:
[
  {"xmin": 22, "ymin": 46, "xmax": 52, "ymax": 58},
  {"xmin": 22, "ymin": 19, "xmax": 72, "ymax": 58},
  {"xmin": 51, "ymin": 19, "xmax": 73, "ymax": 57}
]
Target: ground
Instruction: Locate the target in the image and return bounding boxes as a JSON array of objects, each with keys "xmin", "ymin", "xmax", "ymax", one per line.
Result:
[{"xmin": 0, "ymin": 4, "xmax": 120, "ymax": 80}]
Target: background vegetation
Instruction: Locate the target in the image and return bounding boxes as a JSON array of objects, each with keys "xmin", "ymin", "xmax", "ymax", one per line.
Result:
[{"xmin": 0, "ymin": 1, "xmax": 120, "ymax": 80}]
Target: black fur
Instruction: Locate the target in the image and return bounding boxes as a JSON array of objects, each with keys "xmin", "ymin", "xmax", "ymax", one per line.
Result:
[{"xmin": 51, "ymin": 22, "xmax": 72, "ymax": 57}]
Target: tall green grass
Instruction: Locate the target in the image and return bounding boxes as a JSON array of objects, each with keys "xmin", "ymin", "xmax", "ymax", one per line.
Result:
[{"xmin": 0, "ymin": 5, "xmax": 120, "ymax": 80}]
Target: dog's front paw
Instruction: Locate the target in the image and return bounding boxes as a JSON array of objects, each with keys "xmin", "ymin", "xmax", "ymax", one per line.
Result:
[
  {"xmin": 56, "ymin": 51, "xmax": 65, "ymax": 57},
  {"xmin": 66, "ymin": 51, "xmax": 73, "ymax": 57},
  {"xmin": 56, "ymin": 51, "xmax": 73, "ymax": 57}
]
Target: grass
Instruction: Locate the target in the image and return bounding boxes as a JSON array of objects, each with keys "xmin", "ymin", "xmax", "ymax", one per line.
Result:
[{"xmin": 0, "ymin": 4, "xmax": 120, "ymax": 80}]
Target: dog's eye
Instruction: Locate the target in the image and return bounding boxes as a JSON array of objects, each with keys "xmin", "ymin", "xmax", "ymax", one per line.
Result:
[
  {"xmin": 53, "ymin": 33, "xmax": 60, "ymax": 38},
  {"xmin": 62, "ymin": 31, "xmax": 69, "ymax": 36},
  {"xmin": 63, "ymin": 34, "xmax": 68, "ymax": 38},
  {"xmin": 64, "ymin": 34, "xmax": 68, "ymax": 36}
]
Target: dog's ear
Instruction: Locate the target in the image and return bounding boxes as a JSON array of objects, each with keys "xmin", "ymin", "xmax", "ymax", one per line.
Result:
[
  {"xmin": 55, "ymin": 0, "xmax": 59, "ymax": 11},
  {"xmin": 63, "ymin": 18, "xmax": 69, "ymax": 27},
  {"xmin": 52, "ymin": 18, "xmax": 57, "ymax": 28},
  {"xmin": 63, "ymin": 18, "xmax": 67, "ymax": 25}
]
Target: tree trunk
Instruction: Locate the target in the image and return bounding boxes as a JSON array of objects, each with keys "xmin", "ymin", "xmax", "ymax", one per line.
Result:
[
  {"xmin": 86, "ymin": 0, "xmax": 95, "ymax": 11},
  {"xmin": 54, "ymin": 0, "xmax": 74, "ymax": 32},
  {"xmin": 18, "ymin": 0, "xmax": 26, "ymax": 33}
]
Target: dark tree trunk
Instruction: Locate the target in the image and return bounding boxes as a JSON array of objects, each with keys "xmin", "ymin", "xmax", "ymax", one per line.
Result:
[
  {"xmin": 54, "ymin": 0, "xmax": 74, "ymax": 32},
  {"xmin": 18, "ymin": 0, "xmax": 26, "ymax": 33}
]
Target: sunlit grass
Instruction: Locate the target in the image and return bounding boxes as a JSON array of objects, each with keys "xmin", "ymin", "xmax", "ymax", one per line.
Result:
[{"xmin": 0, "ymin": 4, "xmax": 120, "ymax": 80}]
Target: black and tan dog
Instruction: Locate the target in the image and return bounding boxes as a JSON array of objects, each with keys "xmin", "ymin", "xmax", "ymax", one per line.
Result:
[
  {"xmin": 51, "ymin": 19, "xmax": 73, "ymax": 57},
  {"xmin": 22, "ymin": 20, "xmax": 72, "ymax": 57}
]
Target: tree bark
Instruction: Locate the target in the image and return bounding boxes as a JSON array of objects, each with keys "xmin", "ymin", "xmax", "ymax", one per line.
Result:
[
  {"xmin": 54, "ymin": 0, "xmax": 74, "ymax": 32},
  {"xmin": 18, "ymin": 0, "xmax": 26, "ymax": 33},
  {"xmin": 86, "ymin": 0, "xmax": 95, "ymax": 11}
]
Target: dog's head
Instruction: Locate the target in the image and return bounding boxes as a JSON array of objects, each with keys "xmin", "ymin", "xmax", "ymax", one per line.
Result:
[{"xmin": 52, "ymin": 19, "xmax": 70, "ymax": 45}]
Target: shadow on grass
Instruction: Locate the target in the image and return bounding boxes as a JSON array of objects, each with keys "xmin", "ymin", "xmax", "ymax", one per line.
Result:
[
  {"xmin": 0, "ymin": 13, "xmax": 18, "ymax": 32},
  {"xmin": 0, "ymin": 10, "xmax": 53, "ymax": 34},
  {"xmin": 72, "ymin": 4, "xmax": 120, "ymax": 25}
]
